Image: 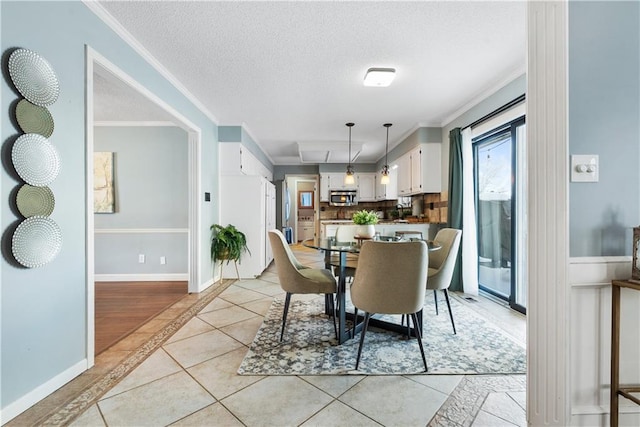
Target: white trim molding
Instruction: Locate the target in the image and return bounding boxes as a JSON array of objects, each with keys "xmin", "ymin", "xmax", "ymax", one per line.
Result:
[
  {"xmin": 94, "ymin": 121, "xmax": 178, "ymax": 127},
  {"xmin": 0, "ymin": 360, "xmax": 86, "ymax": 425},
  {"xmin": 568, "ymin": 256, "xmax": 640, "ymax": 426},
  {"xmin": 82, "ymin": 1, "xmax": 219, "ymax": 125},
  {"xmin": 95, "ymin": 274, "xmax": 189, "ymax": 282},
  {"xmin": 527, "ymin": 1, "xmax": 570, "ymax": 425},
  {"xmin": 94, "ymin": 228, "xmax": 189, "ymax": 234}
]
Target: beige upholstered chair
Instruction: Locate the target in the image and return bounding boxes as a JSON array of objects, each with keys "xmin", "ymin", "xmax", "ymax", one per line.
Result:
[
  {"xmin": 427, "ymin": 228, "xmax": 462, "ymax": 335},
  {"xmin": 350, "ymin": 240, "xmax": 429, "ymax": 371},
  {"xmin": 268, "ymin": 230, "xmax": 337, "ymax": 341}
]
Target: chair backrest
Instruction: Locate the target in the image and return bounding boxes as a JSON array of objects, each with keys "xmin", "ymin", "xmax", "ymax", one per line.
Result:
[
  {"xmin": 427, "ymin": 228, "xmax": 462, "ymax": 290},
  {"xmin": 335, "ymin": 225, "xmax": 359, "ymax": 243},
  {"xmin": 268, "ymin": 230, "xmax": 309, "ymax": 292},
  {"xmin": 350, "ymin": 241, "xmax": 428, "ymax": 315}
]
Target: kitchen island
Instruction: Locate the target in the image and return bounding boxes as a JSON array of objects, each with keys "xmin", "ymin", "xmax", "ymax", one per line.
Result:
[{"xmin": 320, "ymin": 220, "xmax": 439, "ymax": 240}]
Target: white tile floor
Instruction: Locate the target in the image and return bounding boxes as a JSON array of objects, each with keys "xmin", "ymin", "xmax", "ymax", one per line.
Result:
[{"xmin": 70, "ymin": 246, "xmax": 527, "ymax": 427}]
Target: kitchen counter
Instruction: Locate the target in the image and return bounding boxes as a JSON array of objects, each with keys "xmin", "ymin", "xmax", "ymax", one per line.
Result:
[
  {"xmin": 320, "ymin": 219, "xmax": 417, "ymax": 224},
  {"xmin": 320, "ymin": 221, "xmax": 438, "ymax": 240}
]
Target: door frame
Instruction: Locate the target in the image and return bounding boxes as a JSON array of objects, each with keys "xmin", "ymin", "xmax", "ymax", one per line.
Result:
[
  {"xmin": 473, "ymin": 117, "xmax": 526, "ymax": 314},
  {"xmin": 85, "ymin": 46, "xmax": 202, "ymax": 366}
]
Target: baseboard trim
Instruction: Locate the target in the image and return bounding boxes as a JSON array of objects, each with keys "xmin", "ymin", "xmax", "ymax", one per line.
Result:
[
  {"xmin": 94, "ymin": 274, "xmax": 189, "ymax": 282},
  {"xmin": 0, "ymin": 359, "xmax": 87, "ymax": 425}
]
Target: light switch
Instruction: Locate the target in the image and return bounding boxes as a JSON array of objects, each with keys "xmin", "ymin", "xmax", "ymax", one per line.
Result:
[{"xmin": 571, "ymin": 155, "xmax": 599, "ymax": 182}]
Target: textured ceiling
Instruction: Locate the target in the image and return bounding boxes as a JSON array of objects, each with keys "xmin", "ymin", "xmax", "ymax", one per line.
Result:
[{"xmin": 93, "ymin": 1, "xmax": 526, "ymax": 165}]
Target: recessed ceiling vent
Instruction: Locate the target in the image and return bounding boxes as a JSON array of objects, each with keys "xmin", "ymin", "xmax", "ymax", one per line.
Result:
[{"xmin": 297, "ymin": 141, "xmax": 363, "ymax": 164}]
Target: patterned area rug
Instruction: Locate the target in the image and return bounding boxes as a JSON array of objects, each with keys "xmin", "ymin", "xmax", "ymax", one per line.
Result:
[{"xmin": 238, "ymin": 294, "xmax": 526, "ymax": 375}]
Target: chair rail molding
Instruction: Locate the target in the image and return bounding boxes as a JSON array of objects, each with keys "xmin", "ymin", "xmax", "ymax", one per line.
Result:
[{"xmin": 527, "ymin": 1, "xmax": 570, "ymax": 426}]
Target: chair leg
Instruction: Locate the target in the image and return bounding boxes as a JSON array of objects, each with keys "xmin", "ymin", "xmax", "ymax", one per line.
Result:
[
  {"xmin": 328, "ymin": 294, "xmax": 338, "ymax": 339},
  {"xmin": 352, "ymin": 307, "xmax": 359, "ymax": 339},
  {"xmin": 434, "ymin": 289, "xmax": 439, "ymax": 315},
  {"xmin": 355, "ymin": 312, "xmax": 371, "ymax": 370},
  {"xmin": 280, "ymin": 293, "xmax": 292, "ymax": 341},
  {"xmin": 411, "ymin": 312, "xmax": 428, "ymax": 372},
  {"xmin": 443, "ymin": 289, "xmax": 456, "ymax": 335}
]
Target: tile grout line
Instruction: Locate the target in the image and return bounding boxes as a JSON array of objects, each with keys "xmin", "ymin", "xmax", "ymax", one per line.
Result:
[{"xmin": 41, "ymin": 279, "xmax": 235, "ymax": 426}]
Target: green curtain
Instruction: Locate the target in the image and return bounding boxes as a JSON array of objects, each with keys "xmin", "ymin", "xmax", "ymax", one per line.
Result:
[{"xmin": 447, "ymin": 128, "xmax": 463, "ymax": 291}]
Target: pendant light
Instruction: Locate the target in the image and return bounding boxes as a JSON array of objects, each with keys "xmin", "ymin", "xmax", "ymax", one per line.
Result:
[
  {"xmin": 380, "ymin": 123, "xmax": 392, "ymax": 185},
  {"xmin": 344, "ymin": 122, "xmax": 355, "ymax": 185}
]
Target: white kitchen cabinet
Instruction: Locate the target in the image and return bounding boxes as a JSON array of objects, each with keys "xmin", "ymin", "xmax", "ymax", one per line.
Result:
[
  {"xmin": 327, "ymin": 172, "xmax": 357, "ymax": 190},
  {"xmin": 319, "ymin": 174, "xmax": 330, "ymax": 201},
  {"xmin": 220, "ymin": 175, "xmax": 275, "ymax": 278},
  {"xmin": 357, "ymin": 173, "xmax": 376, "ymax": 201},
  {"xmin": 410, "ymin": 144, "xmax": 441, "ymax": 194},
  {"xmin": 319, "ymin": 172, "xmax": 356, "ymax": 201},
  {"xmin": 396, "ymin": 152, "xmax": 412, "ymax": 196},
  {"xmin": 297, "ymin": 221, "xmax": 315, "ymax": 241},
  {"xmin": 396, "ymin": 144, "xmax": 442, "ymax": 196},
  {"xmin": 375, "ymin": 167, "xmax": 398, "ymax": 201},
  {"xmin": 219, "ymin": 142, "xmax": 273, "ymax": 180}
]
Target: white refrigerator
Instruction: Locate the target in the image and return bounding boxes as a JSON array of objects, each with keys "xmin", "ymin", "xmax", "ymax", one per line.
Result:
[{"xmin": 220, "ymin": 175, "xmax": 276, "ymax": 279}]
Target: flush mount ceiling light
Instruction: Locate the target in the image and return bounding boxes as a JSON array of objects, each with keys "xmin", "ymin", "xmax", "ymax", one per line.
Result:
[
  {"xmin": 363, "ymin": 67, "xmax": 396, "ymax": 87},
  {"xmin": 381, "ymin": 123, "xmax": 392, "ymax": 185},
  {"xmin": 345, "ymin": 122, "xmax": 355, "ymax": 185}
]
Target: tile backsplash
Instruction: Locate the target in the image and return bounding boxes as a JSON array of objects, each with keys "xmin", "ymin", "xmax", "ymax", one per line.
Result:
[{"xmin": 319, "ymin": 193, "xmax": 447, "ymax": 223}]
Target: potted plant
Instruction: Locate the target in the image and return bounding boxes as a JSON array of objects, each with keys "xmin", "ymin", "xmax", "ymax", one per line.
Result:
[
  {"xmin": 210, "ymin": 223, "xmax": 250, "ymax": 280},
  {"xmin": 352, "ymin": 209, "xmax": 379, "ymax": 238}
]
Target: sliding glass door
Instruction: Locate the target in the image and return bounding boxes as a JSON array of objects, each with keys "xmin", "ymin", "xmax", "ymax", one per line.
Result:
[{"xmin": 474, "ymin": 118, "xmax": 526, "ymax": 313}]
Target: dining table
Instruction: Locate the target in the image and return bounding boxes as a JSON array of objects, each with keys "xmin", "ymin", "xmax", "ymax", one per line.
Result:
[{"xmin": 303, "ymin": 236, "xmax": 441, "ymax": 344}]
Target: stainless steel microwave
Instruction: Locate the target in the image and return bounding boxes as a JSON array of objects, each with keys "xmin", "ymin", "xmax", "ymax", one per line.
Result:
[{"xmin": 329, "ymin": 190, "xmax": 358, "ymax": 206}]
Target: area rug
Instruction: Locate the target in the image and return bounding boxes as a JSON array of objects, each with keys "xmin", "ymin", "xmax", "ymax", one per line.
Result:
[{"xmin": 238, "ymin": 294, "xmax": 526, "ymax": 375}]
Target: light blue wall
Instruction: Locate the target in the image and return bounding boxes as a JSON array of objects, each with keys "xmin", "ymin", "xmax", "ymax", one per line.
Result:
[
  {"xmin": 273, "ymin": 165, "xmax": 320, "ymax": 181},
  {"xmin": 569, "ymin": 0, "xmax": 640, "ymax": 257},
  {"xmin": 1, "ymin": 1, "xmax": 218, "ymax": 413},
  {"xmin": 94, "ymin": 126, "xmax": 188, "ymax": 275}
]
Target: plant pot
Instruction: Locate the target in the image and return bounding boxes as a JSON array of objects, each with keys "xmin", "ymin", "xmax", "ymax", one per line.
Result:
[{"xmin": 356, "ymin": 224, "xmax": 375, "ymax": 239}]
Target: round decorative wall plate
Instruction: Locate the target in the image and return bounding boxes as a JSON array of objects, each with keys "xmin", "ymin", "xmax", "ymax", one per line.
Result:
[
  {"xmin": 16, "ymin": 99, "xmax": 54, "ymax": 138},
  {"xmin": 12, "ymin": 133, "xmax": 60, "ymax": 186},
  {"xmin": 12, "ymin": 216, "xmax": 62, "ymax": 268},
  {"xmin": 8, "ymin": 48, "xmax": 60, "ymax": 106},
  {"xmin": 16, "ymin": 184, "xmax": 55, "ymax": 217}
]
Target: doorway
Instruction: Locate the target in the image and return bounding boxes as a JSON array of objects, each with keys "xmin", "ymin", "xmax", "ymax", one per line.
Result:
[
  {"xmin": 86, "ymin": 47, "xmax": 202, "ymax": 366},
  {"xmin": 474, "ymin": 117, "xmax": 526, "ymax": 313}
]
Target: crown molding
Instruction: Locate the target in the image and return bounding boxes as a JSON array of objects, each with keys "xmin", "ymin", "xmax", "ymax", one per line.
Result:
[
  {"xmin": 440, "ymin": 65, "xmax": 526, "ymax": 128},
  {"xmin": 94, "ymin": 121, "xmax": 178, "ymax": 127},
  {"xmin": 82, "ymin": 1, "xmax": 219, "ymax": 125}
]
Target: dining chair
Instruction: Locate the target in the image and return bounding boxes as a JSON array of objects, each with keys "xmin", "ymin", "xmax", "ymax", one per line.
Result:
[
  {"xmin": 350, "ymin": 240, "xmax": 429, "ymax": 371},
  {"xmin": 427, "ymin": 228, "xmax": 462, "ymax": 335},
  {"xmin": 268, "ymin": 230, "xmax": 337, "ymax": 341}
]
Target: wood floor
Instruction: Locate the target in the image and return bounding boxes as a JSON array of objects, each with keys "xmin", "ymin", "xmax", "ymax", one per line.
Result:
[{"xmin": 95, "ymin": 281, "xmax": 188, "ymax": 355}]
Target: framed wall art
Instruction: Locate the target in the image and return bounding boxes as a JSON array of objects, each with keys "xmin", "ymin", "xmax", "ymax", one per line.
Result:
[{"xmin": 94, "ymin": 151, "xmax": 115, "ymax": 213}]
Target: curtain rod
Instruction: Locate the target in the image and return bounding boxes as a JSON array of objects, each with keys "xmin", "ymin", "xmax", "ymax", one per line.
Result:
[{"xmin": 462, "ymin": 94, "xmax": 526, "ymax": 130}]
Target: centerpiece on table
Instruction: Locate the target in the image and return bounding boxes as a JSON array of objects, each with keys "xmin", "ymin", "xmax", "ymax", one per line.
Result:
[{"xmin": 351, "ymin": 209, "xmax": 379, "ymax": 239}]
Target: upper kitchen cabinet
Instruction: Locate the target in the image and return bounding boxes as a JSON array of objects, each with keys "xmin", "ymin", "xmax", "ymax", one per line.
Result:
[
  {"xmin": 397, "ymin": 143, "xmax": 441, "ymax": 195},
  {"xmin": 219, "ymin": 142, "xmax": 273, "ymax": 181},
  {"xmin": 319, "ymin": 172, "xmax": 373, "ymax": 201},
  {"xmin": 357, "ymin": 173, "xmax": 376, "ymax": 201},
  {"xmin": 412, "ymin": 143, "xmax": 441, "ymax": 193},
  {"xmin": 396, "ymin": 152, "xmax": 412, "ymax": 196},
  {"xmin": 375, "ymin": 167, "xmax": 398, "ymax": 201}
]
